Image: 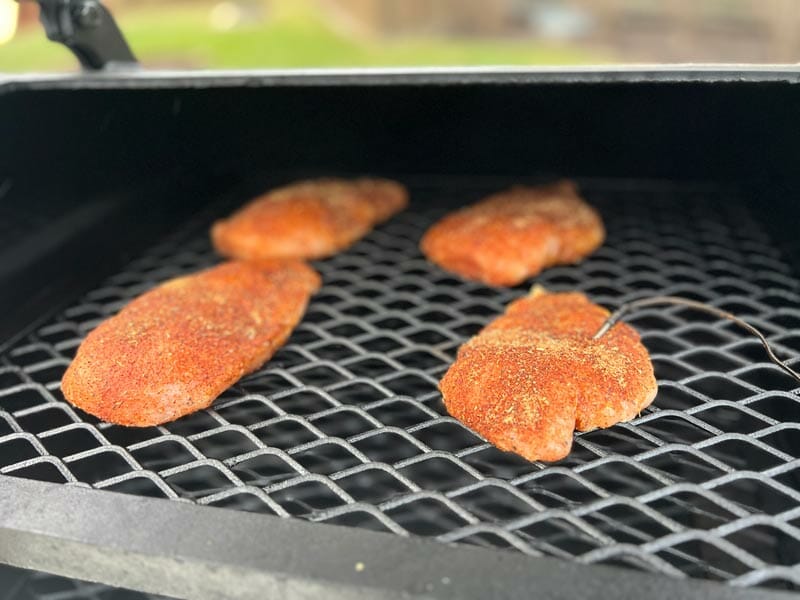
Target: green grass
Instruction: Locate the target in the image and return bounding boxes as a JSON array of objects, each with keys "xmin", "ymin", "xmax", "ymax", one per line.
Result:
[{"xmin": 0, "ymin": 3, "xmax": 599, "ymax": 72}]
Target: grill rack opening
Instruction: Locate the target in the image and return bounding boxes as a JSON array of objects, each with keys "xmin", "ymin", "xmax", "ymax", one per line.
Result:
[{"xmin": 1, "ymin": 179, "xmax": 799, "ymax": 591}]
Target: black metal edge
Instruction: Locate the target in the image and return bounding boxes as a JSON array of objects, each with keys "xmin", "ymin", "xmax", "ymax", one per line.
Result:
[
  {"xmin": 2, "ymin": 65, "xmax": 800, "ymax": 93},
  {"xmin": 35, "ymin": 0, "xmax": 138, "ymax": 71},
  {"xmin": 0, "ymin": 475, "xmax": 792, "ymax": 600}
]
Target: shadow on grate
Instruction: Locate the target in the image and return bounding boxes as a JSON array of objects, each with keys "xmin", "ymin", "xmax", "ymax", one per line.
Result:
[
  {"xmin": 2, "ymin": 180, "xmax": 800, "ymax": 590},
  {"xmin": 1, "ymin": 564, "xmax": 175, "ymax": 600}
]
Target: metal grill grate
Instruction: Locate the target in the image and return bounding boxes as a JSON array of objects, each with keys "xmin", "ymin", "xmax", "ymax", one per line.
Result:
[{"xmin": 2, "ymin": 180, "xmax": 800, "ymax": 591}]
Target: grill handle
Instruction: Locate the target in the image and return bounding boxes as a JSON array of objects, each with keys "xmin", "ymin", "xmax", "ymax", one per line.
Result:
[{"xmin": 20, "ymin": 0, "xmax": 137, "ymax": 71}]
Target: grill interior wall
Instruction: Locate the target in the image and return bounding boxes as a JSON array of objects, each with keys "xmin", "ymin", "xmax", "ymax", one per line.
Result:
[{"xmin": 1, "ymin": 180, "xmax": 799, "ymax": 590}]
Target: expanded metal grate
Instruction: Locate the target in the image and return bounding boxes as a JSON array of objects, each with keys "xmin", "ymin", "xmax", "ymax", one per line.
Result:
[{"xmin": 2, "ymin": 180, "xmax": 800, "ymax": 591}]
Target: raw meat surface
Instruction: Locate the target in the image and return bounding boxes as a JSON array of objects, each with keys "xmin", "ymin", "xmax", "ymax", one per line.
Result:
[
  {"xmin": 421, "ymin": 181, "xmax": 604, "ymax": 286},
  {"xmin": 61, "ymin": 260, "xmax": 320, "ymax": 426},
  {"xmin": 212, "ymin": 178, "xmax": 408, "ymax": 260},
  {"xmin": 440, "ymin": 288, "xmax": 657, "ymax": 461}
]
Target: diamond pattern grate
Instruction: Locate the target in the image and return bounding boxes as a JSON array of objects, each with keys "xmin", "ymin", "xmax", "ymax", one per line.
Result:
[{"xmin": 2, "ymin": 181, "xmax": 800, "ymax": 591}]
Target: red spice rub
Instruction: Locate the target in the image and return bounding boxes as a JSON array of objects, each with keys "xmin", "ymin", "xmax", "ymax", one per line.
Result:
[
  {"xmin": 420, "ymin": 180, "xmax": 604, "ymax": 286},
  {"xmin": 61, "ymin": 260, "xmax": 320, "ymax": 427},
  {"xmin": 440, "ymin": 288, "xmax": 656, "ymax": 462},
  {"xmin": 212, "ymin": 178, "xmax": 408, "ymax": 261}
]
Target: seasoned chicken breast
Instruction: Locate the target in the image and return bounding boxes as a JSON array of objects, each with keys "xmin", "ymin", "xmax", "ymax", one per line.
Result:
[
  {"xmin": 421, "ymin": 181, "xmax": 604, "ymax": 286},
  {"xmin": 61, "ymin": 260, "xmax": 320, "ymax": 426},
  {"xmin": 212, "ymin": 178, "xmax": 408, "ymax": 261},
  {"xmin": 440, "ymin": 288, "xmax": 656, "ymax": 462}
]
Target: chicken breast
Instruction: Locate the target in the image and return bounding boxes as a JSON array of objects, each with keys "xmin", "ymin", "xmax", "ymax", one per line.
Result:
[
  {"xmin": 61, "ymin": 260, "xmax": 320, "ymax": 427},
  {"xmin": 212, "ymin": 178, "xmax": 408, "ymax": 261},
  {"xmin": 440, "ymin": 288, "xmax": 656, "ymax": 462},
  {"xmin": 420, "ymin": 180, "xmax": 604, "ymax": 286}
]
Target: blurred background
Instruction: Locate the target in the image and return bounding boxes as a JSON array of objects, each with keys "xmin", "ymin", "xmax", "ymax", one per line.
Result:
[{"xmin": 2, "ymin": 0, "xmax": 800, "ymax": 72}]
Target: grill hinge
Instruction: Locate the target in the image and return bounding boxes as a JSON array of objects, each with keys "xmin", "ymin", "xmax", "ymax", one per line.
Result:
[{"xmin": 21, "ymin": 0, "xmax": 138, "ymax": 71}]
